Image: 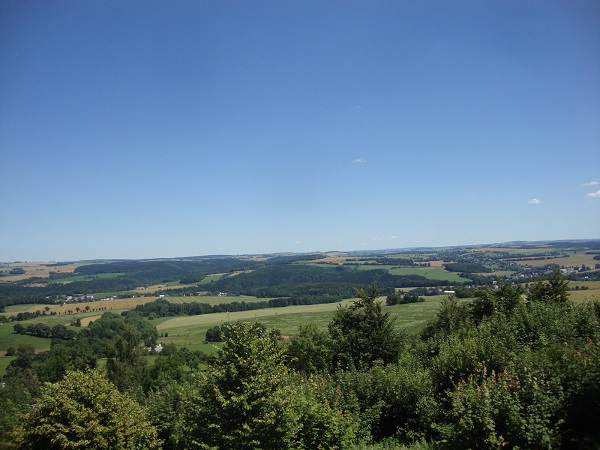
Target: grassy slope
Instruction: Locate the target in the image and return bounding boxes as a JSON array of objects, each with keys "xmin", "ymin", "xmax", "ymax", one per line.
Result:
[{"xmin": 155, "ymin": 295, "xmax": 450, "ymax": 346}]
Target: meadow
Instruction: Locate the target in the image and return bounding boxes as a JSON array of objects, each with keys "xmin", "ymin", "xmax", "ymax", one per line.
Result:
[{"xmin": 154, "ymin": 295, "xmax": 450, "ymax": 347}]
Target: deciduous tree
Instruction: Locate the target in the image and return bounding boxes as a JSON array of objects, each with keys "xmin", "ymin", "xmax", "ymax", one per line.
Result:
[{"xmin": 19, "ymin": 370, "xmax": 161, "ymax": 449}]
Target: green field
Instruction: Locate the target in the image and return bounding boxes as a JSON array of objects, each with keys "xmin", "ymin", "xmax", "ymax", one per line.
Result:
[
  {"xmin": 0, "ymin": 356, "xmax": 16, "ymax": 374},
  {"xmin": 0, "ymin": 310, "xmax": 114, "ymax": 358},
  {"xmin": 307, "ymin": 263, "xmax": 467, "ymax": 283},
  {"xmin": 155, "ymin": 295, "xmax": 451, "ymax": 347},
  {"xmin": 0, "ymin": 323, "xmax": 52, "ymax": 354}
]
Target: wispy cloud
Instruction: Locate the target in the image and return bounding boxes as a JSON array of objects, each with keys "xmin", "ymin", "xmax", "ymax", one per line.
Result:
[
  {"xmin": 586, "ymin": 190, "xmax": 600, "ymax": 198},
  {"xmin": 528, "ymin": 198, "xmax": 542, "ymax": 204},
  {"xmin": 352, "ymin": 158, "xmax": 367, "ymax": 163},
  {"xmin": 583, "ymin": 181, "xmax": 599, "ymax": 186}
]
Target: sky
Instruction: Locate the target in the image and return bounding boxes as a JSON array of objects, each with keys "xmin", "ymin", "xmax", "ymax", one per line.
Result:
[{"xmin": 1, "ymin": 1, "xmax": 599, "ymax": 261}]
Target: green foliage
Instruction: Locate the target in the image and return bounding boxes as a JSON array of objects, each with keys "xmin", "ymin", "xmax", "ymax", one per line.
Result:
[
  {"xmin": 19, "ymin": 369, "xmax": 161, "ymax": 449},
  {"xmin": 205, "ymin": 323, "xmax": 228, "ymax": 342},
  {"xmin": 78, "ymin": 312, "xmax": 157, "ymax": 357},
  {"xmin": 286, "ymin": 323, "xmax": 333, "ymax": 375},
  {"xmin": 146, "ymin": 383, "xmax": 185, "ymax": 450},
  {"xmin": 0, "ymin": 375, "xmax": 33, "ymax": 449},
  {"xmin": 106, "ymin": 325, "xmax": 150, "ymax": 398},
  {"xmin": 293, "ymin": 375, "xmax": 362, "ymax": 449},
  {"xmin": 148, "ymin": 353, "xmax": 185, "ymax": 390},
  {"xmin": 180, "ymin": 322, "xmax": 301, "ymax": 449},
  {"xmin": 31, "ymin": 343, "xmax": 97, "ymax": 383},
  {"xmin": 386, "ymin": 291, "xmax": 425, "ymax": 306},
  {"xmin": 420, "ymin": 296, "xmax": 470, "ymax": 346},
  {"xmin": 469, "ymin": 284, "xmax": 524, "ymax": 324},
  {"xmin": 443, "ymin": 364, "xmax": 563, "ymax": 449},
  {"xmin": 339, "ymin": 356, "xmax": 438, "ymax": 444},
  {"xmin": 329, "ymin": 284, "xmax": 404, "ymax": 370},
  {"xmin": 528, "ymin": 270, "xmax": 570, "ymax": 303}
]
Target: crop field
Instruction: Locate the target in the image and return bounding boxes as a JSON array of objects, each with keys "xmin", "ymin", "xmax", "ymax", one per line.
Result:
[
  {"xmin": 568, "ymin": 289, "xmax": 600, "ymax": 304},
  {"xmin": 132, "ymin": 281, "xmax": 203, "ymax": 293},
  {"xmin": 155, "ymin": 295, "xmax": 451, "ymax": 347},
  {"xmin": 156, "ymin": 299, "xmax": 356, "ymax": 345},
  {"xmin": 0, "ymin": 294, "xmax": 275, "ymax": 319},
  {"xmin": 0, "ymin": 262, "xmax": 81, "ymax": 282},
  {"xmin": 512, "ymin": 253, "xmax": 597, "ymax": 268},
  {"xmin": 0, "ymin": 297, "xmax": 159, "ymax": 316}
]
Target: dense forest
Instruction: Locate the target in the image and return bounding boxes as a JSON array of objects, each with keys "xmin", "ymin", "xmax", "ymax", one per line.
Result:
[{"xmin": 1, "ymin": 271, "xmax": 599, "ymax": 449}]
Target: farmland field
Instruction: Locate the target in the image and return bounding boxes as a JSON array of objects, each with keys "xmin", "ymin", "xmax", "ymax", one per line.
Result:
[
  {"xmin": 132, "ymin": 282, "xmax": 204, "ymax": 293},
  {"xmin": 0, "ymin": 323, "xmax": 52, "ymax": 354},
  {"xmin": 156, "ymin": 299, "xmax": 356, "ymax": 345},
  {"xmin": 0, "ymin": 296, "xmax": 159, "ymax": 316},
  {"xmin": 155, "ymin": 295, "xmax": 452, "ymax": 346},
  {"xmin": 0, "ymin": 294, "xmax": 273, "ymax": 318},
  {"xmin": 568, "ymin": 289, "xmax": 600, "ymax": 304},
  {"xmin": 0, "ymin": 262, "xmax": 81, "ymax": 282},
  {"xmin": 512, "ymin": 253, "xmax": 597, "ymax": 268}
]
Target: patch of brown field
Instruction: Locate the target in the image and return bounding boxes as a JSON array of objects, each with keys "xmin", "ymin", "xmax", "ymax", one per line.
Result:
[
  {"xmin": 7, "ymin": 297, "xmax": 159, "ymax": 316},
  {"xmin": 0, "ymin": 262, "xmax": 81, "ymax": 282},
  {"xmin": 80, "ymin": 315, "xmax": 102, "ymax": 326},
  {"xmin": 428, "ymin": 260, "xmax": 445, "ymax": 267},
  {"xmin": 319, "ymin": 256, "xmax": 347, "ymax": 264},
  {"xmin": 511, "ymin": 254, "xmax": 597, "ymax": 268},
  {"xmin": 570, "ymin": 281, "xmax": 600, "ymax": 289},
  {"xmin": 130, "ymin": 282, "xmax": 217, "ymax": 294},
  {"xmin": 133, "ymin": 283, "xmax": 186, "ymax": 293},
  {"xmin": 568, "ymin": 289, "xmax": 600, "ymax": 304}
]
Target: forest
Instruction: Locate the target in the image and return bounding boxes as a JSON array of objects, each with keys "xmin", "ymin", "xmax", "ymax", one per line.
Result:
[{"xmin": 1, "ymin": 270, "xmax": 599, "ymax": 449}]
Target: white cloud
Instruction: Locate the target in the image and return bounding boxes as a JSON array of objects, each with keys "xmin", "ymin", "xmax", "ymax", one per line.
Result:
[
  {"xmin": 586, "ymin": 190, "xmax": 600, "ymax": 198},
  {"xmin": 528, "ymin": 198, "xmax": 542, "ymax": 204},
  {"xmin": 352, "ymin": 158, "xmax": 367, "ymax": 163},
  {"xmin": 390, "ymin": 235, "xmax": 398, "ymax": 239},
  {"xmin": 583, "ymin": 181, "xmax": 599, "ymax": 186}
]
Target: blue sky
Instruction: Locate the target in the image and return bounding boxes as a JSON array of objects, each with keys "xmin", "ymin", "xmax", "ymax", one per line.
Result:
[{"xmin": 1, "ymin": 1, "xmax": 599, "ymax": 261}]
